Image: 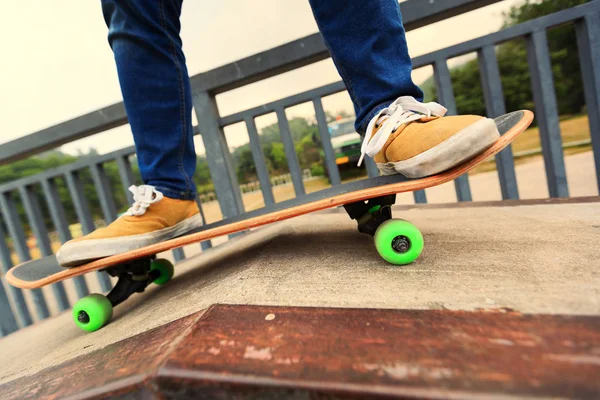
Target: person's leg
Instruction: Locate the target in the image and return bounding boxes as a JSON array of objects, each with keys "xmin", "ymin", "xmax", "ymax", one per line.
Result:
[
  {"xmin": 103, "ymin": 0, "xmax": 196, "ymax": 200},
  {"xmin": 57, "ymin": 0, "xmax": 202, "ymax": 267},
  {"xmin": 309, "ymin": 0, "xmax": 422, "ymax": 134},
  {"xmin": 309, "ymin": 0, "xmax": 499, "ymax": 178}
]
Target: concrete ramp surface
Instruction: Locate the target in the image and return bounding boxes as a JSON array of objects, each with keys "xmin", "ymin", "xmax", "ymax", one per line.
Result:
[{"xmin": 0, "ymin": 200, "xmax": 599, "ymax": 399}]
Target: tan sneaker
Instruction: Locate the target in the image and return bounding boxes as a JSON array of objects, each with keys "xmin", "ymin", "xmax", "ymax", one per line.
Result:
[
  {"xmin": 56, "ymin": 185, "xmax": 203, "ymax": 267},
  {"xmin": 358, "ymin": 97, "xmax": 499, "ymax": 178}
]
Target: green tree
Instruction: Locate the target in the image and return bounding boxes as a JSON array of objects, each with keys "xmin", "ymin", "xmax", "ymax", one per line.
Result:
[
  {"xmin": 502, "ymin": 0, "xmax": 589, "ymax": 115},
  {"xmin": 229, "ymin": 116, "xmax": 326, "ymax": 183},
  {"xmin": 234, "ymin": 147, "xmax": 257, "ymax": 183},
  {"xmin": 265, "ymin": 142, "xmax": 287, "ymax": 172},
  {"xmin": 296, "ymin": 134, "xmax": 323, "ymax": 169},
  {"xmin": 426, "ymin": 0, "xmax": 589, "ymax": 118},
  {"xmin": 0, "ymin": 149, "xmax": 131, "ymax": 234}
]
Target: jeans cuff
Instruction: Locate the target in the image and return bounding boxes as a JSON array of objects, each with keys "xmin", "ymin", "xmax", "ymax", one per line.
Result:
[
  {"xmin": 357, "ymin": 100, "xmax": 395, "ymax": 136},
  {"xmin": 155, "ymin": 186, "xmax": 197, "ymax": 201}
]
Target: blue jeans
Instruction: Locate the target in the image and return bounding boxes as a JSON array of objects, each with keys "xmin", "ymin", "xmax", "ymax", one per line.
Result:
[{"xmin": 101, "ymin": 0, "xmax": 423, "ymax": 200}]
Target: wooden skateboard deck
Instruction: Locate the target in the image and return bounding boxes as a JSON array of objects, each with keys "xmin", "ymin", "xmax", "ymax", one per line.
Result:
[{"xmin": 6, "ymin": 110, "xmax": 533, "ymax": 291}]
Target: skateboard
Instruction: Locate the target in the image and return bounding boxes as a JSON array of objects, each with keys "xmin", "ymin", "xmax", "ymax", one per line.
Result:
[{"xmin": 5, "ymin": 110, "xmax": 533, "ymax": 332}]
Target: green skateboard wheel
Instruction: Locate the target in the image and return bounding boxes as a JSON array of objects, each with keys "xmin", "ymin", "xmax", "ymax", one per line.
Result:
[
  {"xmin": 72, "ymin": 294, "xmax": 113, "ymax": 332},
  {"xmin": 150, "ymin": 259, "xmax": 174, "ymax": 285},
  {"xmin": 374, "ymin": 219, "xmax": 424, "ymax": 265}
]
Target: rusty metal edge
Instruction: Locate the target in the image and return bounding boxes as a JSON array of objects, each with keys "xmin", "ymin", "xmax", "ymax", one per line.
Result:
[
  {"xmin": 155, "ymin": 368, "xmax": 552, "ymax": 400},
  {"xmin": 0, "ymin": 308, "xmax": 212, "ymax": 400},
  {"xmin": 61, "ymin": 374, "xmax": 150, "ymax": 400},
  {"xmin": 2, "ymin": 304, "xmax": 596, "ymax": 399}
]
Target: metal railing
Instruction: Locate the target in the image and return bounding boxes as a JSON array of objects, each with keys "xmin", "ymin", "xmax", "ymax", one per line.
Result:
[{"xmin": 1, "ymin": 0, "xmax": 599, "ymax": 336}]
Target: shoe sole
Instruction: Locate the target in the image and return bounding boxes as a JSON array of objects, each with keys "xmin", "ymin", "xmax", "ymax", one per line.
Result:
[
  {"xmin": 377, "ymin": 118, "xmax": 500, "ymax": 178},
  {"xmin": 56, "ymin": 214, "xmax": 204, "ymax": 268}
]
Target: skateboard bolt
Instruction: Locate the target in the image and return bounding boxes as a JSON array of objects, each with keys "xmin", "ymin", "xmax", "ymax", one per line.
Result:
[
  {"xmin": 77, "ymin": 311, "xmax": 90, "ymax": 324},
  {"xmin": 391, "ymin": 235, "xmax": 411, "ymax": 253}
]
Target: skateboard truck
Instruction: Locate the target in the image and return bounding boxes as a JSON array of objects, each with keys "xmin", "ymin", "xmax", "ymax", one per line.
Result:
[
  {"xmin": 344, "ymin": 193, "xmax": 423, "ymax": 269},
  {"xmin": 344, "ymin": 194, "xmax": 396, "ymax": 236},
  {"xmin": 71, "ymin": 257, "xmax": 175, "ymax": 332},
  {"xmin": 343, "ymin": 193, "xmax": 423, "ymax": 268},
  {"xmin": 74, "ymin": 257, "xmax": 161, "ymax": 325},
  {"xmin": 103, "ymin": 257, "xmax": 161, "ymax": 308}
]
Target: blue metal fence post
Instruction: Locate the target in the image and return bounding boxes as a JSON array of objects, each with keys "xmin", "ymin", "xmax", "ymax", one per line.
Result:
[
  {"xmin": 413, "ymin": 190, "xmax": 427, "ymax": 204},
  {"xmin": 193, "ymin": 91, "xmax": 244, "ymax": 219},
  {"xmin": 275, "ymin": 107, "xmax": 306, "ymax": 197},
  {"xmin": 41, "ymin": 179, "xmax": 89, "ymax": 299},
  {"xmin": 91, "ymin": 163, "xmax": 118, "ymax": 222},
  {"xmin": 365, "ymin": 158, "xmax": 379, "ymax": 178},
  {"xmin": 244, "ymin": 115, "xmax": 276, "ymax": 205},
  {"xmin": 576, "ymin": 12, "xmax": 600, "ymax": 192},
  {"xmin": 116, "ymin": 155, "xmax": 137, "ymax": 204},
  {"xmin": 526, "ymin": 29, "xmax": 569, "ymax": 198},
  {"xmin": 434, "ymin": 58, "xmax": 472, "ymax": 202},
  {"xmin": 0, "ymin": 279, "xmax": 19, "ymax": 337},
  {"xmin": 19, "ymin": 185, "xmax": 69, "ymax": 311},
  {"xmin": 0, "ymin": 192, "xmax": 50, "ymax": 320},
  {"xmin": 478, "ymin": 45, "xmax": 519, "ymax": 200},
  {"xmin": 313, "ymin": 98, "xmax": 342, "ymax": 186},
  {"xmin": 65, "ymin": 171, "xmax": 113, "ymax": 292},
  {"xmin": 0, "ymin": 222, "xmax": 31, "ymax": 328},
  {"xmin": 195, "ymin": 198, "xmax": 212, "ymax": 251}
]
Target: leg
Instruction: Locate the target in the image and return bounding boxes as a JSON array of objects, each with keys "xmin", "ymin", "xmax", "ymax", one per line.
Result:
[
  {"xmin": 309, "ymin": 0, "xmax": 501, "ymax": 178},
  {"xmin": 102, "ymin": 0, "xmax": 196, "ymax": 200},
  {"xmin": 57, "ymin": 0, "xmax": 203, "ymax": 267},
  {"xmin": 309, "ymin": 0, "xmax": 423, "ymax": 134}
]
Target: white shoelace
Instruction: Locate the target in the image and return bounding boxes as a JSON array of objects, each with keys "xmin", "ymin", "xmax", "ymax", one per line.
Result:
[
  {"xmin": 124, "ymin": 185, "xmax": 164, "ymax": 216},
  {"xmin": 357, "ymin": 96, "xmax": 448, "ymax": 166}
]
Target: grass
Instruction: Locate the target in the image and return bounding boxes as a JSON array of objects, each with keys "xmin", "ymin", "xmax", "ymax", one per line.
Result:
[
  {"xmin": 471, "ymin": 114, "xmax": 591, "ymax": 174},
  {"xmin": 511, "ymin": 115, "xmax": 590, "ymax": 153}
]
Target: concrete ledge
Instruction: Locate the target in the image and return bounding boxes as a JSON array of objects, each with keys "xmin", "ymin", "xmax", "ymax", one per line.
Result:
[
  {"xmin": 0, "ymin": 201, "xmax": 598, "ymax": 397},
  {"xmin": 1, "ymin": 305, "xmax": 599, "ymax": 399}
]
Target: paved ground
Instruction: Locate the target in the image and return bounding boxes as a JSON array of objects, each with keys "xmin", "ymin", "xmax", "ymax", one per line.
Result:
[
  {"xmin": 396, "ymin": 151, "xmax": 598, "ymax": 204},
  {"xmin": 0, "ymin": 200, "xmax": 598, "ymax": 386}
]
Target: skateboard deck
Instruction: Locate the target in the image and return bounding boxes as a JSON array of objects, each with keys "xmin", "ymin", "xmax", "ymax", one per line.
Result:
[
  {"xmin": 5, "ymin": 110, "xmax": 533, "ymax": 332},
  {"xmin": 7, "ymin": 110, "xmax": 532, "ymax": 290}
]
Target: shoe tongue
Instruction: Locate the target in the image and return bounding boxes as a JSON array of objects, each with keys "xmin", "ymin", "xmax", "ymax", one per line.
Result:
[
  {"xmin": 370, "ymin": 113, "xmax": 438, "ymax": 150},
  {"xmin": 370, "ymin": 113, "xmax": 421, "ymax": 141},
  {"xmin": 141, "ymin": 187, "xmax": 156, "ymax": 200},
  {"xmin": 135, "ymin": 185, "xmax": 157, "ymax": 202},
  {"xmin": 369, "ymin": 116, "xmax": 390, "ymax": 139}
]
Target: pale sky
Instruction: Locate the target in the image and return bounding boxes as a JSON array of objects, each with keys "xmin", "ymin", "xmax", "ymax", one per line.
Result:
[{"xmin": 0, "ymin": 0, "xmax": 520, "ymax": 156}]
